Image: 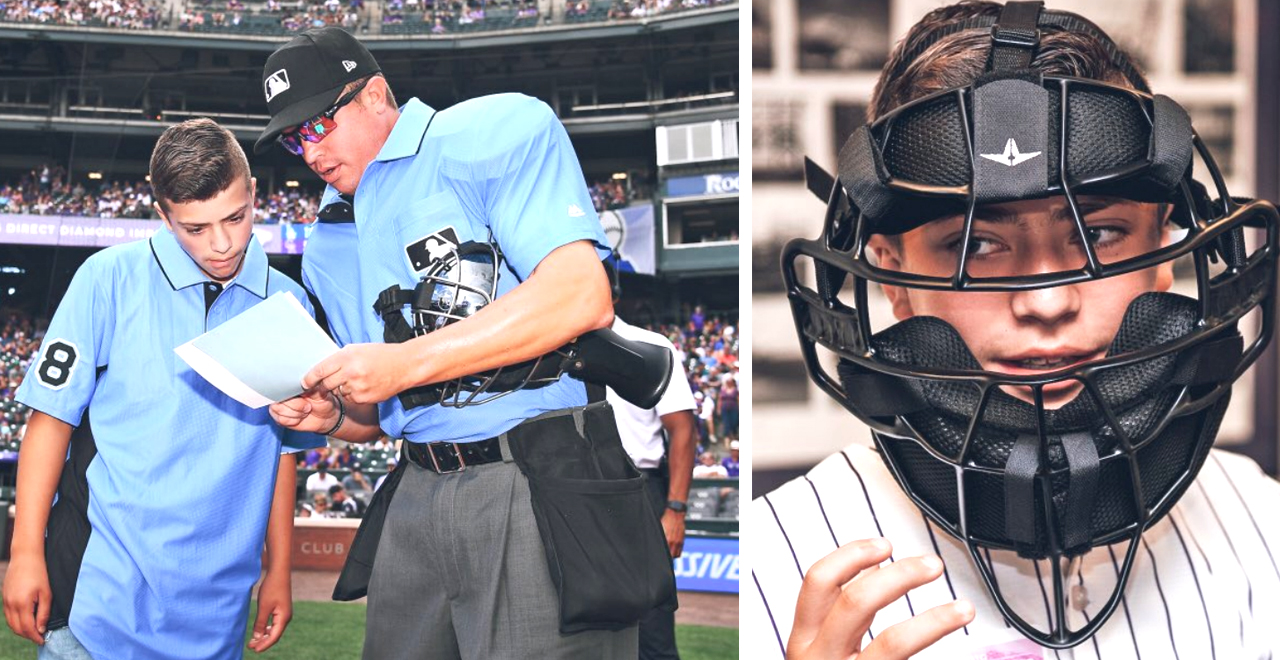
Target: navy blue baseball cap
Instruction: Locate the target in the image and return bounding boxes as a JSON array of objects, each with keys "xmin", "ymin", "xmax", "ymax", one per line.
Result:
[{"xmin": 255, "ymin": 27, "xmax": 381, "ymax": 154}]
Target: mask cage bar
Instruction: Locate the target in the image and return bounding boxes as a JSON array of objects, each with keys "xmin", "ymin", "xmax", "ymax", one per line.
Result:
[
  {"xmin": 843, "ymin": 77, "xmax": 1228, "ymax": 292},
  {"xmin": 414, "ymin": 250, "xmax": 500, "ymax": 328},
  {"xmin": 437, "ymin": 349, "xmax": 571, "ymax": 408},
  {"xmin": 960, "ymin": 523, "xmax": 1146, "ymax": 647}
]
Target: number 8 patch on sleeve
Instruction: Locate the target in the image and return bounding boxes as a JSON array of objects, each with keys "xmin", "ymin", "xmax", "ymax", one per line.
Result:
[{"xmin": 37, "ymin": 340, "xmax": 80, "ymax": 390}]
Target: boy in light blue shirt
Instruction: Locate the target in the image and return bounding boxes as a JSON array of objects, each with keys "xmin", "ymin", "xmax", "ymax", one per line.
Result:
[{"xmin": 3, "ymin": 118, "xmax": 323, "ymax": 659}]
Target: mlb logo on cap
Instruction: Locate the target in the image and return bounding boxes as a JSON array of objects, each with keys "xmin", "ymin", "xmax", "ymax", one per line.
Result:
[
  {"xmin": 254, "ymin": 26, "xmax": 382, "ymax": 154},
  {"xmin": 264, "ymin": 69, "xmax": 291, "ymax": 103}
]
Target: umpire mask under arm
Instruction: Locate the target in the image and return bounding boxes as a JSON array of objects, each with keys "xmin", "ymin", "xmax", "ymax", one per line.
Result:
[{"xmin": 783, "ymin": 1, "xmax": 1279, "ymax": 649}]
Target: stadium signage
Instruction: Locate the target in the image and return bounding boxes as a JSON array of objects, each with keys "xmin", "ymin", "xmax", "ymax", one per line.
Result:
[
  {"xmin": 673, "ymin": 536, "xmax": 739, "ymax": 593},
  {"xmin": 665, "ymin": 172, "xmax": 740, "ymax": 198},
  {"xmin": 0, "ymin": 215, "xmax": 301, "ymax": 254}
]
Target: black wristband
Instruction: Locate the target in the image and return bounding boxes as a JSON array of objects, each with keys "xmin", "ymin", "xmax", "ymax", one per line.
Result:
[{"xmin": 323, "ymin": 394, "xmax": 346, "ymax": 437}]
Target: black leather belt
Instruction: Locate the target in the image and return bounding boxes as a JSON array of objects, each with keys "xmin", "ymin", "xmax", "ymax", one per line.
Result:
[{"xmin": 403, "ymin": 437, "xmax": 505, "ymax": 474}]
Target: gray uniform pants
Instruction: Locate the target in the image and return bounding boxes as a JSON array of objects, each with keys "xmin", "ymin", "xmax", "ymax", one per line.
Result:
[{"xmin": 362, "ymin": 456, "xmax": 639, "ymax": 660}]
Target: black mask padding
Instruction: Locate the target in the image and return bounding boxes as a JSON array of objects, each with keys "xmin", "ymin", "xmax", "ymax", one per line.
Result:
[
  {"xmin": 838, "ymin": 292, "xmax": 1230, "ymax": 557},
  {"xmin": 844, "ymin": 81, "xmax": 1193, "ymax": 236}
]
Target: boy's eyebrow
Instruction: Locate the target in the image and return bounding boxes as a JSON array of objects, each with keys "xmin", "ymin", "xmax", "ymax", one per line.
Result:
[
  {"xmin": 180, "ymin": 203, "xmax": 249, "ymax": 228},
  {"xmin": 974, "ymin": 199, "xmax": 1128, "ymax": 226}
]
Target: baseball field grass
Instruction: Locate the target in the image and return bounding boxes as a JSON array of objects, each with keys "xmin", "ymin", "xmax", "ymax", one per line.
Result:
[{"xmin": 0, "ymin": 601, "xmax": 740, "ymax": 659}]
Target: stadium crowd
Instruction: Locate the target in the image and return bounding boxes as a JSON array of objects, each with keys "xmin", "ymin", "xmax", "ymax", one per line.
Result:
[
  {"xmin": 0, "ymin": 165, "xmax": 323, "ymax": 224},
  {"xmin": 604, "ymin": 0, "xmax": 728, "ymax": 20},
  {"xmin": 0, "ymin": 0, "xmax": 161, "ymax": 28},
  {"xmin": 0, "ymin": 310, "xmax": 39, "ymax": 454},
  {"xmin": 651, "ymin": 305, "xmax": 739, "ymax": 452}
]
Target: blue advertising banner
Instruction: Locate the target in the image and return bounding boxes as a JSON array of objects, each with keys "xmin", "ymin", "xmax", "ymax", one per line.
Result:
[
  {"xmin": 674, "ymin": 536, "xmax": 739, "ymax": 593},
  {"xmin": 665, "ymin": 172, "xmax": 740, "ymax": 198},
  {"xmin": 0, "ymin": 214, "xmax": 301, "ymax": 255}
]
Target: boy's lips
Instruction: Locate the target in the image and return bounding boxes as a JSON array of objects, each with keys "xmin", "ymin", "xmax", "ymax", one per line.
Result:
[{"xmin": 989, "ymin": 349, "xmax": 1105, "ymax": 375}]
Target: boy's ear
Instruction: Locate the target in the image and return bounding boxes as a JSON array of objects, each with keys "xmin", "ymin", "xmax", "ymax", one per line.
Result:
[
  {"xmin": 153, "ymin": 201, "xmax": 173, "ymax": 231},
  {"xmin": 866, "ymin": 235, "xmax": 915, "ymax": 321}
]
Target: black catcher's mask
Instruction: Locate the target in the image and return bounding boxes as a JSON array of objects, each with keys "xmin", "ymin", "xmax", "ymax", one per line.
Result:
[
  {"xmin": 783, "ymin": 1, "xmax": 1278, "ymax": 649},
  {"xmin": 374, "ymin": 239, "xmax": 674, "ymax": 410}
]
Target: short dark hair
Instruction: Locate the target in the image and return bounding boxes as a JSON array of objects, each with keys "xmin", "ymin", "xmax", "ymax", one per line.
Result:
[
  {"xmin": 328, "ymin": 484, "xmax": 344, "ymax": 496},
  {"xmin": 870, "ymin": 1, "xmax": 1147, "ymax": 122},
  {"xmin": 150, "ymin": 118, "xmax": 250, "ymax": 214}
]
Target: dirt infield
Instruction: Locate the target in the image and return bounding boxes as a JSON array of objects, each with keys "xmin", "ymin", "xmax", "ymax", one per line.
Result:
[{"xmin": 0, "ymin": 562, "xmax": 739, "ymax": 629}]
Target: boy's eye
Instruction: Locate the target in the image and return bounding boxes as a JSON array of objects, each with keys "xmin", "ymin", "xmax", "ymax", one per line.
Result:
[{"xmin": 1079, "ymin": 226, "xmax": 1127, "ymax": 248}]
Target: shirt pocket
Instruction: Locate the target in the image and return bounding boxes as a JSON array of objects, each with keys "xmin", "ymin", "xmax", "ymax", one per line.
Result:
[{"xmin": 393, "ymin": 189, "xmax": 477, "ymax": 277}]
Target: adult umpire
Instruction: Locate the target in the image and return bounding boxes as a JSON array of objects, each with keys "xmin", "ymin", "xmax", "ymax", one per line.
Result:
[{"xmin": 258, "ymin": 27, "xmax": 643, "ymax": 659}]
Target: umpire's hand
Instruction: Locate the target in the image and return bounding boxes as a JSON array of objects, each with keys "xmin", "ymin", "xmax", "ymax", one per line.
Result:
[
  {"xmin": 786, "ymin": 538, "xmax": 974, "ymax": 660},
  {"xmin": 304, "ymin": 343, "xmax": 410, "ymax": 406}
]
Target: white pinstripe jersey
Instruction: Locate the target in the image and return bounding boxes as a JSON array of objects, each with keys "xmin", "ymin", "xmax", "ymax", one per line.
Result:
[{"xmin": 747, "ymin": 443, "xmax": 1280, "ymax": 659}]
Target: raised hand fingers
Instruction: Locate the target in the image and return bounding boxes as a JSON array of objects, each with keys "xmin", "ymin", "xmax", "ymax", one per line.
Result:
[
  {"xmin": 790, "ymin": 538, "xmax": 893, "ymax": 652},
  {"xmin": 859, "ymin": 599, "xmax": 975, "ymax": 660},
  {"xmin": 808, "ymin": 554, "xmax": 949, "ymax": 658}
]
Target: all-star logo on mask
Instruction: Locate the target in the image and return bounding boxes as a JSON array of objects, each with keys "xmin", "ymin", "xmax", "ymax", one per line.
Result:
[
  {"xmin": 264, "ymin": 69, "xmax": 291, "ymax": 103},
  {"xmin": 980, "ymin": 138, "xmax": 1042, "ymax": 167}
]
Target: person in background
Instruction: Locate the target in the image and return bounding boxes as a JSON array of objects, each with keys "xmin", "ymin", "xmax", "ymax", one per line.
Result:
[{"xmin": 691, "ymin": 451, "xmax": 727, "ymax": 479}]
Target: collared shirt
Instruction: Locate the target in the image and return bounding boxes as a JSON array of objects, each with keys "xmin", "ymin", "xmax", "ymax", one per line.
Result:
[
  {"xmin": 304, "ymin": 94, "xmax": 607, "ymax": 443},
  {"xmin": 16, "ymin": 229, "xmax": 323, "ymax": 660},
  {"xmin": 606, "ymin": 317, "xmax": 696, "ymax": 469},
  {"xmin": 748, "ymin": 443, "xmax": 1280, "ymax": 660}
]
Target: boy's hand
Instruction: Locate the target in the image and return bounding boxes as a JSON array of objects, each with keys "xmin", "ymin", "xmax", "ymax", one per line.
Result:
[
  {"xmin": 269, "ymin": 388, "xmax": 340, "ymax": 434},
  {"xmin": 787, "ymin": 538, "xmax": 974, "ymax": 660},
  {"xmin": 247, "ymin": 569, "xmax": 292, "ymax": 653},
  {"xmin": 3, "ymin": 551, "xmax": 52, "ymax": 645}
]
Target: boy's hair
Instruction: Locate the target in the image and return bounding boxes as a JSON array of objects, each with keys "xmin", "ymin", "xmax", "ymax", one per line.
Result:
[
  {"xmin": 870, "ymin": 0, "xmax": 1147, "ymax": 122},
  {"xmin": 149, "ymin": 118, "xmax": 251, "ymax": 214}
]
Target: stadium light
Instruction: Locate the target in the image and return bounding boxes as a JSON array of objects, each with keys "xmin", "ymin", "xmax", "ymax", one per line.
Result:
[
  {"xmin": 88, "ymin": 172, "xmax": 103, "ymax": 180},
  {"xmin": 612, "ymin": 172, "xmax": 628, "ymax": 180},
  {"xmin": 285, "ymin": 180, "xmax": 300, "ymax": 188}
]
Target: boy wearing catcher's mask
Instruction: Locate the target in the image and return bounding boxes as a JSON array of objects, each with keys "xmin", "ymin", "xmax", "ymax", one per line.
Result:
[{"xmin": 750, "ymin": 2, "xmax": 1280, "ymax": 658}]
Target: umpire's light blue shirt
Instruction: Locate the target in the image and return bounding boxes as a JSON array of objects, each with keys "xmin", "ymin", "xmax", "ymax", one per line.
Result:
[
  {"xmin": 16, "ymin": 229, "xmax": 322, "ymax": 660},
  {"xmin": 304, "ymin": 94, "xmax": 608, "ymax": 443}
]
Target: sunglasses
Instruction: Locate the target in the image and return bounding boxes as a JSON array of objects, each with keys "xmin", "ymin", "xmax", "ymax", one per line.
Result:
[{"xmin": 277, "ymin": 77, "xmax": 371, "ymax": 156}]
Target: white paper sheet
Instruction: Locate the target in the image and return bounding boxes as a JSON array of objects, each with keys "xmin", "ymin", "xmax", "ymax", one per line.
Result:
[{"xmin": 175, "ymin": 291, "xmax": 339, "ymax": 408}]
